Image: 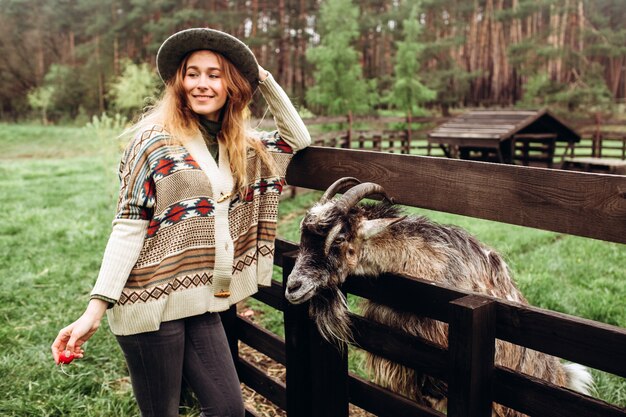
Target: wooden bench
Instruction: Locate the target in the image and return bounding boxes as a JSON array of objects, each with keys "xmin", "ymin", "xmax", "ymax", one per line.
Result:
[{"xmin": 562, "ymin": 157, "xmax": 626, "ymax": 175}]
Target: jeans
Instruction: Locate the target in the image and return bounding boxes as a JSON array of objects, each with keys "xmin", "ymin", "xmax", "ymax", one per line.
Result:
[{"xmin": 116, "ymin": 312, "xmax": 245, "ymax": 417}]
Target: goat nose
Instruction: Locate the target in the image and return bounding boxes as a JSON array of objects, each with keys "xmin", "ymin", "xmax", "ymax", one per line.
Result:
[{"xmin": 287, "ymin": 281, "xmax": 302, "ymax": 293}]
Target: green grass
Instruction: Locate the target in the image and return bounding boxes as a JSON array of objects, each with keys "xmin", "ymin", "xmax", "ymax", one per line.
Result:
[
  {"xmin": 0, "ymin": 123, "xmax": 138, "ymax": 416},
  {"xmin": 0, "ymin": 122, "xmax": 623, "ymax": 415}
]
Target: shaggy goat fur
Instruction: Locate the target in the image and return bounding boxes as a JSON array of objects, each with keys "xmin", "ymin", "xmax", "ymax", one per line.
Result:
[{"xmin": 286, "ymin": 200, "xmax": 593, "ymax": 417}]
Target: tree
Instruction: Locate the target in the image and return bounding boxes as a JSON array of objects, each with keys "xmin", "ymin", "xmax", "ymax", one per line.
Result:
[
  {"xmin": 388, "ymin": 4, "xmax": 436, "ymax": 118},
  {"xmin": 27, "ymin": 85, "xmax": 55, "ymax": 125},
  {"xmin": 520, "ymin": 64, "xmax": 613, "ymax": 113},
  {"xmin": 1, "ymin": 0, "xmax": 625, "ymax": 121},
  {"xmin": 416, "ymin": 0, "xmax": 481, "ymax": 112},
  {"xmin": 108, "ymin": 60, "xmax": 160, "ymax": 118},
  {"xmin": 305, "ymin": 0, "xmax": 375, "ymax": 116},
  {"xmin": 43, "ymin": 64, "xmax": 85, "ymax": 121}
]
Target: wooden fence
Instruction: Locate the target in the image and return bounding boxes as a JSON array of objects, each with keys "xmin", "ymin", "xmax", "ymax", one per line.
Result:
[
  {"xmin": 221, "ymin": 146, "xmax": 626, "ymax": 417},
  {"xmin": 255, "ymin": 114, "xmax": 626, "ymax": 164}
]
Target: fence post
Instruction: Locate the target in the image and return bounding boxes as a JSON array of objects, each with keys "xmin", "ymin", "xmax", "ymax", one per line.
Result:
[
  {"xmin": 283, "ymin": 254, "xmax": 349, "ymax": 417},
  {"xmin": 447, "ymin": 295, "xmax": 496, "ymax": 417},
  {"xmin": 309, "ymin": 306, "xmax": 349, "ymax": 417},
  {"xmin": 283, "ymin": 255, "xmax": 313, "ymax": 417}
]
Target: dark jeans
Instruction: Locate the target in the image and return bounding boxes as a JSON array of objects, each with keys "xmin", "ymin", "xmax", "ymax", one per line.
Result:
[{"xmin": 116, "ymin": 312, "xmax": 245, "ymax": 417}]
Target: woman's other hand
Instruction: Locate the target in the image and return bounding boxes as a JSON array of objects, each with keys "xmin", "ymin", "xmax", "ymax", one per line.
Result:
[
  {"xmin": 258, "ymin": 65, "xmax": 269, "ymax": 82},
  {"xmin": 51, "ymin": 298, "xmax": 108, "ymax": 364}
]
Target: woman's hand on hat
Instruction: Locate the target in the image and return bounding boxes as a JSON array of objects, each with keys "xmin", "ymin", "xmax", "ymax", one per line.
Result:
[{"xmin": 258, "ymin": 65, "xmax": 269, "ymax": 82}]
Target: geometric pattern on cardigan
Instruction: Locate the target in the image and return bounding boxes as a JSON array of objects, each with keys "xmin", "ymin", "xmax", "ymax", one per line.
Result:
[
  {"xmin": 118, "ymin": 272, "xmax": 213, "ymax": 305},
  {"xmin": 117, "ymin": 242, "xmax": 274, "ymax": 306},
  {"xmin": 147, "ymin": 197, "xmax": 215, "ymax": 237},
  {"xmin": 232, "ymin": 177, "xmax": 286, "ymax": 207},
  {"xmin": 114, "ymin": 125, "xmax": 294, "ymax": 307},
  {"xmin": 231, "ymin": 243, "xmax": 275, "ymax": 274},
  {"xmin": 116, "ymin": 125, "xmax": 164, "ymax": 220}
]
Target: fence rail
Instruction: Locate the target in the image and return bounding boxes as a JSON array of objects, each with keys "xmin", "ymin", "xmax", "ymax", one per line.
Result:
[{"xmin": 222, "ymin": 146, "xmax": 626, "ymax": 416}]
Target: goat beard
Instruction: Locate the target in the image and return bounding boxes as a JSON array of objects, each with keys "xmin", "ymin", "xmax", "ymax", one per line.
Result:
[{"xmin": 308, "ymin": 287, "xmax": 353, "ymax": 348}]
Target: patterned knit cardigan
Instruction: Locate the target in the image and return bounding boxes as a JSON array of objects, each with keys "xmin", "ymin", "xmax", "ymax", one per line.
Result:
[{"xmin": 92, "ymin": 125, "xmax": 300, "ymax": 335}]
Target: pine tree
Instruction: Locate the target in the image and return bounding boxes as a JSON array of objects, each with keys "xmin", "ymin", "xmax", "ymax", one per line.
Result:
[
  {"xmin": 388, "ymin": 4, "xmax": 436, "ymax": 118},
  {"xmin": 305, "ymin": 0, "xmax": 375, "ymax": 116}
]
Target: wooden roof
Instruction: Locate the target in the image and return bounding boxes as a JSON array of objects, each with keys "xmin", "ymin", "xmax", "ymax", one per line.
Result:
[{"xmin": 428, "ymin": 109, "xmax": 580, "ymax": 143}]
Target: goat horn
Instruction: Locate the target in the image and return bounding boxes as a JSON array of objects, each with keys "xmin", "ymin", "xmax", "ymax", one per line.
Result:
[
  {"xmin": 319, "ymin": 177, "xmax": 362, "ymax": 203},
  {"xmin": 335, "ymin": 182, "xmax": 392, "ymax": 213}
]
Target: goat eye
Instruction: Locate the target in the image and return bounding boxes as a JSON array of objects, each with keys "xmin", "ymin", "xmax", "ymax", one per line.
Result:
[{"xmin": 334, "ymin": 236, "xmax": 345, "ymax": 244}]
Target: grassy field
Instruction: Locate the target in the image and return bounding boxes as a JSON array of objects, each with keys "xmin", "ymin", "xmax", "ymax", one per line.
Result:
[{"xmin": 0, "ymin": 123, "xmax": 624, "ymax": 416}]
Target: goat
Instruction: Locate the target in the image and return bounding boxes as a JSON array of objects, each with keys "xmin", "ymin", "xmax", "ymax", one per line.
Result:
[{"xmin": 285, "ymin": 177, "xmax": 593, "ymax": 416}]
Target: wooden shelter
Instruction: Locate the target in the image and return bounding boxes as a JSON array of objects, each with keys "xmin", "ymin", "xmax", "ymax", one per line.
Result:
[{"xmin": 428, "ymin": 109, "xmax": 581, "ymax": 167}]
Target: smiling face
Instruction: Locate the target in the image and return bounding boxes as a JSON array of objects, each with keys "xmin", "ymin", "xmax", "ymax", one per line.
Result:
[{"xmin": 182, "ymin": 50, "xmax": 228, "ymax": 121}]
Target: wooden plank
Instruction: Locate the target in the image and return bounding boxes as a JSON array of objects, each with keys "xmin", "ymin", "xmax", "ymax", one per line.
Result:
[
  {"xmin": 349, "ymin": 373, "xmax": 445, "ymax": 417},
  {"xmin": 274, "ymin": 238, "xmax": 299, "ymax": 267},
  {"xmin": 514, "ymin": 145, "xmax": 553, "ymax": 152},
  {"xmin": 438, "ymin": 123, "xmax": 517, "ymax": 129},
  {"xmin": 309, "ymin": 319, "xmax": 349, "ymax": 417},
  {"xmin": 563, "ymin": 157, "xmax": 626, "ymax": 167},
  {"xmin": 433, "ymin": 123, "xmax": 512, "ymax": 132},
  {"xmin": 252, "ymin": 280, "xmax": 284, "ymax": 312},
  {"xmin": 493, "ymin": 367, "xmax": 626, "ymax": 417},
  {"xmin": 427, "ymin": 137, "xmax": 503, "ymax": 148},
  {"xmin": 237, "ymin": 316, "xmax": 286, "ymax": 365},
  {"xmin": 455, "ymin": 115, "xmax": 533, "ymax": 121},
  {"xmin": 435, "ymin": 125, "xmax": 519, "ymax": 132},
  {"xmin": 495, "ymin": 302, "xmax": 626, "ymax": 377},
  {"xmin": 513, "ymin": 133, "xmax": 558, "ymax": 139},
  {"xmin": 428, "ymin": 132, "xmax": 503, "ymax": 139},
  {"xmin": 286, "ymin": 147, "xmax": 626, "ymax": 243},
  {"xmin": 344, "ymin": 273, "xmax": 467, "ymax": 323},
  {"xmin": 282, "ymin": 255, "xmax": 313, "ymax": 417},
  {"xmin": 237, "ymin": 357, "xmax": 287, "ymax": 410},
  {"xmin": 444, "ymin": 116, "xmax": 528, "ymax": 123},
  {"xmin": 434, "ymin": 126, "xmax": 513, "ymax": 132},
  {"xmin": 447, "ymin": 296, "xmax": 496, "ymax": 417},
  {"xmin": 349, "ymin": 313, "xmax": 448, "ymax": 380}
]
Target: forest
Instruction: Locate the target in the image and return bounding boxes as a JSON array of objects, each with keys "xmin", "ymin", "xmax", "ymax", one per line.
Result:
[{"xmin": 1, "ymin": 0, "xmax": 625, "ymax": 122}]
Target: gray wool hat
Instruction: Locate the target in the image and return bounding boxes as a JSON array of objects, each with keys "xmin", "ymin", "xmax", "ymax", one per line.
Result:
[{"xmin": 156, "ymin": 28, "xmax": 259, "ymax": 90}]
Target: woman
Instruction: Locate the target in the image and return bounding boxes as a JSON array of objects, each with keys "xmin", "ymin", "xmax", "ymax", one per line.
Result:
[{"xmin": 51, "ymin": 28, "xmax": 311, "ymax": 416}]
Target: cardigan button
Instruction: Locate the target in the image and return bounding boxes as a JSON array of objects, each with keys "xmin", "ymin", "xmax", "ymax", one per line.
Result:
[{"xmin": 217, "ymin": 192, "xmax": 232, "ymax": 203}]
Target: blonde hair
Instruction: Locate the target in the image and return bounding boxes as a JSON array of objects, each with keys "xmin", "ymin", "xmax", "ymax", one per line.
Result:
[{"xmin": 127, "ymin": 50, "xmax": 276, "ymax": 194}]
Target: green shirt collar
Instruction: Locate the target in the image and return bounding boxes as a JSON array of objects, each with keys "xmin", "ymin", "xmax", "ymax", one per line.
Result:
[{"xmin": 199, "ymin": 118, "xmax": 222, "ymax": 140}]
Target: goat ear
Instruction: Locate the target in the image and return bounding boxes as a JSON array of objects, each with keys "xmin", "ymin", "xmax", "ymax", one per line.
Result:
[{"xmin": 358, "ymin": 216, "xmax": 406, "ymax": 240}]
